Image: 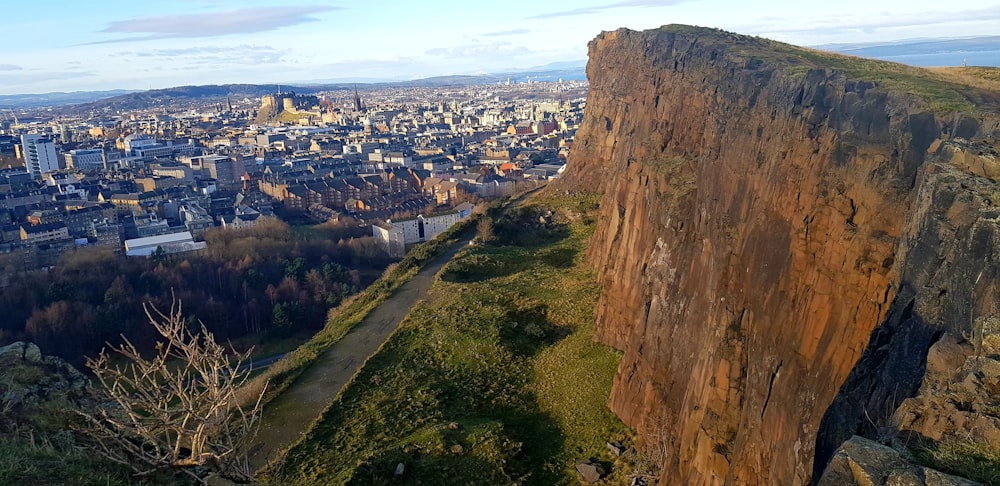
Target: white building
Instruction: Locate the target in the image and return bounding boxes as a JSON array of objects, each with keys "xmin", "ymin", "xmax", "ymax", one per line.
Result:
[
  {"xmin": 372, "ymin": 207, "xmax": 472, "ymax": 258},
  {"xmin": 64, "ymin": 149, "xmax": 105, "ymax": 171},
  {"xmin": 372, "ymin": 223, "xmax": 406, "ymax": 257},
  {"xmin": 124, "ymin": 231, "xmax": 206, "ymax": 257},
  {"xmin": 122, "ymin": 134, "xmax": 158, "ymax": 153},
  {"xmin": 19, "ymin": 134, "xmax": 60, "ymax": 178}
]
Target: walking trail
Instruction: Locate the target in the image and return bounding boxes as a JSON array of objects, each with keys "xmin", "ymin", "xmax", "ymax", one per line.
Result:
[{"xmin": 248, "ymin": 235, "xmax": 472, "ymax": 470}]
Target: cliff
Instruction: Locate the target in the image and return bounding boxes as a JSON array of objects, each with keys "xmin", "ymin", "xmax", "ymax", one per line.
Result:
[{"xmin": 562, "ymin": 25, "xmax": 1000, "ymax": 484}]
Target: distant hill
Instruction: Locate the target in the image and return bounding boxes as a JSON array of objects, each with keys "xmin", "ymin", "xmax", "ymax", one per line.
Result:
[
  {"xmin": 5, "ymin": 64, "xmax": 588, "ymax": 112},
  {"xmin": 0, "ymin": 89, "xmax": 136, "ymax": 109},
  {"xmin": 54, "ymin": 84, "xmax": 318, "ymax": 115},
  {"xmin": 817, "ymin": 36, "xmax": 1000, "ymax": 67}
]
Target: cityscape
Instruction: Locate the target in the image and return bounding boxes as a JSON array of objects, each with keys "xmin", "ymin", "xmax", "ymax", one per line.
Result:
[
  {"xmin": 0, "ymin": 78, "xmax": 587, "ymax": 270},
  {"xmin": 3, "ymin": 0, "xmax": 1000, "ymax": 484}
]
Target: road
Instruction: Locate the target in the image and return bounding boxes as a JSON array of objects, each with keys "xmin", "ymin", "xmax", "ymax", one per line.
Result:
[{"xmin": 248, "ymin": 234, "xmax": 474, "ymax": 470}]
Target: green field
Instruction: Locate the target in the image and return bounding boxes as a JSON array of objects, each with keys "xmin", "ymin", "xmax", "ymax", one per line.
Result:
[{"xmin": 267, "ymin": 192, "xmax": 630, "ymax": 484}]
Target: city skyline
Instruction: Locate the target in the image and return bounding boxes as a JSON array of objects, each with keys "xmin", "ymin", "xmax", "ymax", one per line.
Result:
[{"xmin": 3, "ymin": 0, "xmax": 1000, "ymax": 95}]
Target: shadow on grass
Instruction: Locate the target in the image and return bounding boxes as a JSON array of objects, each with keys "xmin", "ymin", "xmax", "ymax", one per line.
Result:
[
  {"xmin": 439, "ymin": 251, "xmax": 535, "ymax": 283},
  {"xmin": 345, "ymin": 409, "xmax": 567, "ymax": 485},
  {"xmin": 501, "ymin": 303, "xmax": 571, "ymax": 357},
  {"xmin": 441, "ymin": 206, "xmax": 579, "ymax": 284},
  {"xmin": 492, "ymin": 206, "xmax": 570, "ymax": 247},
  {"xmin": 537, "ymin": 246, "xmax": 577, "ymax": 269}
]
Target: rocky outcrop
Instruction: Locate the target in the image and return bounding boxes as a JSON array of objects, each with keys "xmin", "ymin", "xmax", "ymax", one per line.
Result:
[
  {"xmin": 0, "ymin": 341, "xmax": 90, "ymax": 426},
  {"xmin": 892, "ymin": 331, "xmax": 1000, "ymax": 453},
  {"xmin": 562, "ymin": 25, "xmax": 1000, "ymax": 484},
  {"xmin": 817, "ymin": 436, "xmax": 980, "ymax": 486}
]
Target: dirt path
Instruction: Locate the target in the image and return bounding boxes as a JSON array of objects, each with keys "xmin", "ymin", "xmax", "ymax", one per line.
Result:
[{"xmin": 249, "ymin": 235, "xmax": 472, "ymax": 470}]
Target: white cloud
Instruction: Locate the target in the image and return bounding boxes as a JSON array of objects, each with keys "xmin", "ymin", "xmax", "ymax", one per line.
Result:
[
  {"xmin": 530, "ymin": 0, "xmax": 688, "ymax": 19},
  {"xmin": 122, "ymin": 45, "xmax": 286, "ymax": 65},
  {"xmin": 92, "ymin": 5, "xmax": 337, "ymax": 43},
  {"xmin": 743, "ymin": 5, "xmax": 1000, "ymax": 40}
]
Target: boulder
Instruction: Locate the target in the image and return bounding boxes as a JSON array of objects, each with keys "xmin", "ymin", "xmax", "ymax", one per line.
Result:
[
  {"xmin": 817, "ymin": 436, "xmax": 981, "ymax": 486},
  {"xmin": 924, "ymin": 333, "xmax": 972, "ymax": 383},
  {"xmin": 0, "ymin": 341, "xmax": 90, "ymax": 415},
  {"xmin": 607, "ymin": 441, "xmax": 626, "ymax": 456},
  {"xmin": 0, "ymin": 342, "xmax": 43, "ymax": 364},
  {"xmin": 576, "ymin": 462, "xmax": 605, "ymax": 483}
]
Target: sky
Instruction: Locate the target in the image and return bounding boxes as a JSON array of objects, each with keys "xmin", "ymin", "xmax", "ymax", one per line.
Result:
[{"xmin": 2, "ymin": 0, "xmax": 1000, "ymax": 95}]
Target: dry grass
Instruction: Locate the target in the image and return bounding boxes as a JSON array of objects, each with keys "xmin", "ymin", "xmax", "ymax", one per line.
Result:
[{"xmin": 930, "ymin": 67, "xmax": 1000, "ymax": 93}]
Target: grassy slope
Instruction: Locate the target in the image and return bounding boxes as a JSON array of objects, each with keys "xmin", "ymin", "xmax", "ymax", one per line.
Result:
[
  {"xmin": 0, "ymin": 438, "xmax": 152, "ymax": 486},
  {"xmin": 269, "ymin": 192, "xmax": 629, "ymax": 484},
  {"xmin": 0, "ymin": 368, "xmax": 166, "ymax": 486},
  {"xmin": 239, "ymin": 218, "xmax": 477, "ymax": 409}
]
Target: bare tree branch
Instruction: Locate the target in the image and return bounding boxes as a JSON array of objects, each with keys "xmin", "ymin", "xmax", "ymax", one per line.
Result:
[{"xmin": 78, "ymin": 296, "xmax": 267, "ymax": 483}]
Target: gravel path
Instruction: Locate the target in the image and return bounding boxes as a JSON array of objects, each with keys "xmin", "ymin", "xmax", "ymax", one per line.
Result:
[{"xmin": 249, "ymin": 235, "xmax": 472, "ymax": 470}]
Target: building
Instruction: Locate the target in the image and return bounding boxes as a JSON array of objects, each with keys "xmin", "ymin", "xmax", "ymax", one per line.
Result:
[
  {"xmin": 256, "ymin": 133, "xmax": 287, "ymax": 147},
  {"xmin": 199, "ymin": 155, "xmax": 239, "ymax": 186},
  {"xmin": 219, "ymin": 207, "xmax": 261, "ymax": 230},
  {"xmin": 64, "ymin": 149, "xmax": 105, "ymax": 171},
  {"xmin": 372, "ymin": 222, "xmax": 405, "ymax": 257},
  {"xmin": 19, "ymin": 134, "xmax": 60, "ymax": 178},
  {"xmin": 383, "ymin": 151, "xmax": 413, "ymax": 166},
  {"xmin": 20, "ymin": 222, "xmax": 70, "ymax": 244},
  {"xmin": 121, "ymin": 134, "xmax": 158, "ymax": 153},
  {"xmin": 124, "ymin": 231, "xmax": 206, "ymax": 257},
  {"xmin": 372, "ymin": 206, "xmax": 473, "ymax": 257},
  {"xmin": 1, "ymin": 224, "xmax": 21, "ymax": 244},
  {"xmin": 423, "ymin": 178, "xmax": 459, "ymax": 205},
  {"xmin": 178, "ymin": 202, "xmax": 214, "ymax": 238},
  {"xmin": 151, "ymin": 164, "xmax": 195, "ymax": 182},
  {"xmin": 136, "ymin": 176, "xmax": 184, "ymax": 192},
  {"xmin": 455, "ymin": 202, "xmax": 475, "ymax": 218}
]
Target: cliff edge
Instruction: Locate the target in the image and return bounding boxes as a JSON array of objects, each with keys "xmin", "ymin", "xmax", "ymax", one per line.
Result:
[{"xmin": 562, "ymin": 25, "xmax": 1000, "ymax": 484}]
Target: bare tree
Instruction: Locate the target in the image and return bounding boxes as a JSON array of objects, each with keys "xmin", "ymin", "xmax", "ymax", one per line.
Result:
[{"xmin": 79, "ymin": 298, "xmax": 266, "ymax": 483}]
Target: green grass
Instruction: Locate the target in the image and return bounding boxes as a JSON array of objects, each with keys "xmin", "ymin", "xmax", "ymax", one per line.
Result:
[
  {"xmin": 240, "ymin": 214, "xmax": 482, "ymax": 409},
  {"xmin": 0, "ymin": 437, "xmax": 149, "ymax": 486},
  {"xmin": 912, "ymin": 438, "xmax": 1000, "ymax": 485},
  {"xmin": 775, "ymin": 47, "xmax": 982, "ymax": 114},
  {"xmin": 265, "ymin": 191, "xmax": 628, "ymax": 484},
  {"xmin": 0, "ymin": 391, "xmax": 185, "ymax": 486}
]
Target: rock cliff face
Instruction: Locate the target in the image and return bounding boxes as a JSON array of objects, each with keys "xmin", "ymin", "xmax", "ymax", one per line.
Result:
[{"xmin": 562, "ymin": 25, "xmax": 1000, "ymax": 484}]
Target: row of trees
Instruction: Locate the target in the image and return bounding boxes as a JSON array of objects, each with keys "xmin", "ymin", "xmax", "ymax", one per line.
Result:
[{"xmin": 0, "ymin": 217, "xmax": 394, "ymax": 366}]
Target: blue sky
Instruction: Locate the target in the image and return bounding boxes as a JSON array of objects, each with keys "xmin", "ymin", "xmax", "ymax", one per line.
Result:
[{"xmin": 2, "ymin": 0, "xmax": 1000, "ymax": 95}]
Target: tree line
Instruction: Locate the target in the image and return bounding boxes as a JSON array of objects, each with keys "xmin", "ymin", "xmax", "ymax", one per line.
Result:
[{"xmin": 0, "ymin": 217, "xmax": 393, "ymax": 366}]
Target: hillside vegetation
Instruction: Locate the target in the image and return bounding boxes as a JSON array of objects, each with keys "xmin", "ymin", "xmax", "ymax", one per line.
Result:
[{"xmin": 265, "ymin": 192, "xmax": 630, "ymax": 484}]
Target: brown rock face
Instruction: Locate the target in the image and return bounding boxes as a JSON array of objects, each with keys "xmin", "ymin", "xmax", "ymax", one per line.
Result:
[{"xmin": 562, "ymin": 25, "xmax": 1000, "ymax": 484}]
